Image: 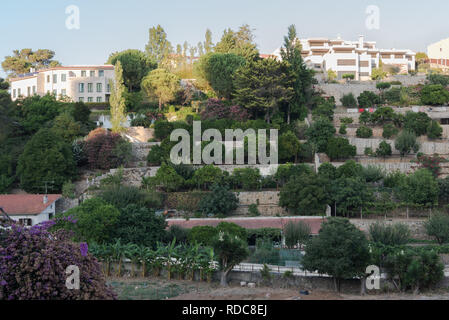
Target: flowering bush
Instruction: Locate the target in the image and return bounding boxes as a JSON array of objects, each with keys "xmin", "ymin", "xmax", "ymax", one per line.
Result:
[
  {"xmin": 0, "ymin": 220, "xmax": 116, "ymax": 300},
  {"xmin": 414, "ymin": 154, "xmax": 448, "ymax": 178}
]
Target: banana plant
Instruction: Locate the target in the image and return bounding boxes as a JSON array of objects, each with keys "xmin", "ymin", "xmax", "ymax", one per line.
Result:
[
  {"xmin": 136, "ymin": 245, "xmax": 153, "ymax": 278},
  {"xmin": 111, "ymin": 239, "xmax": 126, "ymax": 277},
  {"xmin": 124, "ymin": 243, "xmax": 140, "ymax": 277}
]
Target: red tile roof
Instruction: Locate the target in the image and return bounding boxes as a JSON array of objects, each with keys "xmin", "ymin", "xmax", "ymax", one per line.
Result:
[
  {"xmin": 167, "ymin": 217, "xmax": 326, "ymax": 235},
  {"xmin": 0, "ymin": 194, "xmax": 61, "ymax": 215}
]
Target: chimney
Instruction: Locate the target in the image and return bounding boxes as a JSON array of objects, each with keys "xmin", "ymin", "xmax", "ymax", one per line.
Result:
[
  {"xmin": 43, "ymin": 195, "xmax": 48, "ymax": 204},
  {"xmin": 359, "ymin": 35, "xmax": 364, "ymax": 49}
]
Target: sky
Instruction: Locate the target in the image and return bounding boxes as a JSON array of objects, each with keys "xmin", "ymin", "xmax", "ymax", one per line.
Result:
[{"xmin": 0, "ymin": 0, "xmax": 448, "ymax": 78}]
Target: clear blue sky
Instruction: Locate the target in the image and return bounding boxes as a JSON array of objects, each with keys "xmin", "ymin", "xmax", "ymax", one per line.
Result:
[{"xmin": 1, "ymin": 0, "xmax": 448, "ymax": 78}]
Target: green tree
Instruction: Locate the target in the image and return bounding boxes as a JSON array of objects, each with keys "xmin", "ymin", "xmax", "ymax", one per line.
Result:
[
  {"xmin": 326, "ymin": 137, "xmax": 356, "ymax": 161},
  {"xmin": 109, "ymin": 61, "xmax": 127, "ymax": 133},
  {"xmin": 395, "ymin": 130, "xmax": 420, "ymax": 157},
  {"xmin": 376, "ymin": 140, "xmax": 392, "ymax": 158},
  {"xmin": 279, "ymin": 174, "xmax": 331, "ymax": 215},
  {"xmin": 212, "ymin": 231, "xmax": 249, "ymax": 286},
  {"xmin": 358, "ymin": 91, "xmax": 380, "ymax": 108},
  {"xmin": 369, "ymin": 222, "xmax": 410, "ymax": 246},
  {"xmin": 280, "ymin": 25, "xmax": 315, "ymax": 122},
  {"xmin": 404, "ymin": 111, "xmax": 431, "ymax": 136},
  {"xmin": 56, "ymin": 198, "xmax": 120, "ymax": 243},
  {"xmin": 51, "ymin": 112, "xmax": 82, "ymax": 143},
  {"xmin": 340, "ymin": 93, "xmax": 357, "ymax": 108},
  {"xmin": 145, "ymin": 25, "xmax": 173, "ymax": 66},
  {"xmin": 421, "ymin": 84, "xmax": 449, "ymax": 106},
  {"xmin": 113, "ymin": 204, "xmax": 167, "ymax": 248},
  {"xmin": 425, "ymin": 213, "xmax": 449, "ymax": 244},
  {"xmin": 17, "ymin": 129, "xmax": 76, "ymax": 193},
  {"xmin": 203, "ymin": 53, "xmax": 246, "ymax": 99},
  {"xmin": 427, "ymin": 120, "xmax": 443, "ymax": 139},
  {"xmin": 279, "ymin": 131, "xmax": 301, "ymax": 162},
  {"xmin": 204, "ymin": 29, "xmax": 214, "ymax": 54},
  {"xmin": 198, "ymin": 184, "xmax": 238, "ymax": 216},
  {"xmin": 141, "ymin": 68, "xmax": 181, "ymax": 111},
  {"xmin": 233, "ymin": 58, "xmax": 294, "ymax": 123},
  {"xmin": 2, "ymin": 49, "xmax": 60, "ymax": 77},
  {"xmin": 214, "ymin": 25, "xmax": 259, "ymax": 61},
  {"xmin": 396, "ymin": 169, "xmax": 439, "ymax": 207},
  {"xmin": 332, "ymin": 177, "xmax": 373, "ymax": 216},
  {"xmin": 150, "ymin": 162, "xmax": 185, "ymax": 192},
  {"xmin": 356, "ymin": 126, "xmax": 373, "ymax": 138},
  {"xmin": 305, "ymin": 117, "xmax": 336, "ymax": 153},
  {"xmin": 302, "ymin": 218, "xmax": 371, "ymax": 292},
  {"xmin": 107, "ymin": 49, "xmax": 157, "ymax": 92}
]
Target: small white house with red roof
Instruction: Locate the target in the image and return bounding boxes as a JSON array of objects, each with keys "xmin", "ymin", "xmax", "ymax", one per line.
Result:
[{"xmin": 0, "ymin": 194, "xmax": 62, "ymax": 226}]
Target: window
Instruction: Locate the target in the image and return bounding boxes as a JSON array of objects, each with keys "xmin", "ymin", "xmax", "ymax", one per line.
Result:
[
  {"xmin": 52, "ymin": 89, "xmax": 57, "ymax": 96},
  {"xmin": 96, "ymin": 97, "xmax": 102, "ymax": 102},
  {"xmin": 19, "ymin": 218, "xmax": 32, "ymax": 226},
  {"xmin": 53, "ymin": 74, "xmax": 57, "ymax": 84},
  {"xmin": 106, "ymin": 83, "xmax": 111, "ymax": 92},
  {"xmin": 81, "ymin": 70, "xmax": 87, "ymax": 77},
  {"xmin": 18, "ymin": 88, "xmax": 21, "ymax": 96},
  {"xmin": 87, "ymin": 83, "xmax": 93, "ymax": 93},
  {"xmin": 88, "ymin": 97, "xmax": 93, "ymax": 102},
  {"xmin": 47, "ymin": 75, "xmax": 50, "ymax": 83},
  {"xmin": 79, "ymin": 97, "xmax": 84, "ymax": 102},
  {"xmin": 79, "ymin": 83, "xmax": 85, "ymax": 93},
  {"xmin": 32, "ymin": 86, "xmax": 36, "ymax": 94},
  {"xmin": 98, "ymin": 70, "xmax": 104, "ymax": 77},
  {"xmin": 61, "ymin": 89, "xmax": 66, "ymax": 96},
  {"xmin": 27, "ymin": 87, "xmax": 31, "ymax": 96},
  {"xmin": 90, "ymin": 71, "xmax": 95, "ymax": 77},
  {"xmin": 13, "ymin": 89, "xmax": 16, "ymax": 98},
  {"xmin": 96, "ymin": 83, "xmax": 102, "ymax": 93},
  {"xmin": 61, "ymin": 74, "xmax": 67, "ymax": 82}
]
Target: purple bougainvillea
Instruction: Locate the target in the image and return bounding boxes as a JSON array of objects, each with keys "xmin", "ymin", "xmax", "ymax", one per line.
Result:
[{"xmin": 0, "ymin": 220, "xmax": 116, "ymax": 300}]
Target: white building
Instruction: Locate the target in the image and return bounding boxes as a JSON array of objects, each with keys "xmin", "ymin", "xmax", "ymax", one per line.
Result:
[
  {"xmin": 9, "ymin": 65, "xmax": 115, "ymax": 103},
  {"xmin": 272, "ymin": 36, "xmax": 416, "ymax": 81},
  {"xmin": 0, "ymin": 194, "xmax": 62, "ymax": 226},
  {"xmin": 428, "ymin": 37, "xmax": 449, "ymax": 69}
]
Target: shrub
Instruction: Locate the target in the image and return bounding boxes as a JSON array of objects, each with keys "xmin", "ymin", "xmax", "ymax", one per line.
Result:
[
  {"xmin": 283, "ymin": 221, "xmax": 311, "ymax": 249},
  {"xmin": 361, "ymin": 165, "xmax": 385, "ymax": 183},
  {"xmin": 231, "ymin": 168, "xmax": 261, "ymax": 191},
  {"xmin": 342, "ymin": 74, "xmax": 355, "ymax": 81},
  {"xmin": 190, "ymin": 165, "xmax": 224, "ymax": 190},
  {"xmin": 369, "ymin": 222, "xmax": 410, "ymax": 246},
  {"xmin": 376, "ymin": 141, "xmax": 392, "ymax": 158},
  {"xmin": 62, "ymin": 181, "xmax": 76, "ymax": 199},
  {"xmin": 340, "ymin": 93, "xmax": 357, "ymax": 108},
  {"xmin": 425, "ymin": 213, "xmax": 449, "ymax": 244},
  {"xmin": 154, "ymin": 120, "xmax": 174, "ymax": 140},
  {"xmin": 100, "ymin": 185, "xmax": 163, "ymax": 210},
  {"xmin": 339, "ymin": 124, "xmax": 347, "ymax": 135},
  {"xmin": 404, "ymin": 112, "xmax": 431, "ymax": 136},
  {"xmin": 376, "ymin": 82, "xmax": 391, "ymax": 91},
  {"xmin": 427, "ymin": 121, "xmax": 443, "ymax": 139},
  {"xmin": 356, "ymin": 126, "xmax": 373, "ymax": 138},
  {"xmin": 247, "ymin": 228, "xmax": 282, "ymax": 245},
  {"xmin": 395, "ymin": 131, "xmax": 420, "ymax": 157},
  {"xmin": 55, "ymin": 198, "xmax": 120, "ymax": 243},
  {"xmin": 382, "ymin": 124, "xmax": 399, "ymax": 139},
  {"xmin": 216, "ymin": 222, "xmax": 247, "ymax": 240},
  {"xmin": 248, "ymin": 204, "xmax": 260, "ymax": 217},
  {"xmin": 274, "ymin": 163, "xmax": 314, "ymax": 186},
  {"xmin": 198, "ymin": 184, "xmax": 238, "ymax": 216},
  {"xmin": 0, "ymin": 223, "xmax": 116, "ymax": 300},
  {"xmin": 200, "ymin": 98, "xmax": 249, "ymax": 121},
  {"xmin": 84, "ymin": 129, "xmax": 131, "ymax": 170},
  {"xmin": 279, "ymin": 131, "xmax": 301, "ymax": 162},
  {"xmin": 163, "ymin": 191, "xmax": 204, "ymax": 213},
  {"xmin": 149, "ymin": 163, "xmax": 185, "ymax": 192},
  {"xmin": 358, "ymin": 91, "xmax": 380, "ymax": 108},
  {"xmin": 305, "ymin": 117, "xmax": 336, "ymax": 153},
  {"xmin": 358, "ymin": 110, "xmax": 371, "ymax": 124},
  {"xmin": 364, "ymin": 147, "xmax": 374, "ymax": 156},
  {"xmin": 420, "ymin": 84, "xmax": 449, "ymax": 105},
  {"xmin": 326, "ymin": 137, "xmax": 356, "ymax": 161},
  {"xmin": 164, "ymin": 225, "xmax": 189, "ymax": 244}
]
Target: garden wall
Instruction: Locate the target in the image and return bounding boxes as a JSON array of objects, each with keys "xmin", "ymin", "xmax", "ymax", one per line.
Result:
[{"xmin": 350, "ymin": 218, "xmax": 430, "ymax": 240}]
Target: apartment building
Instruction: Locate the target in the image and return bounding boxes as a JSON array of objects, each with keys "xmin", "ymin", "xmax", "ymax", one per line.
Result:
[
  {"xmin": 9, "ymin": 65, "xmax": 115, "ymax": 102},
  {"xmin": 428, "ymin": 37, "xmax": 449, "ymax": 69},
  {"xmin": 272, "ymin": 36, "xmax": 416, "ymax": 81}
]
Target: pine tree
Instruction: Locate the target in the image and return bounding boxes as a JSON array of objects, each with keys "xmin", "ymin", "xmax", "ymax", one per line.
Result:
[
  {"xmin": 204, "ymin": 29, "xmax": 214, "ymax": 54},
  {"xmin": 145, "ymin": 25, "xmax": 173, "ymax": 66},
  {"xmin": 280, "ymin": 25, "xmax": 315, "ymax": 123},
  {"xmin": 109, "ymin": 61, "xmax": 127, "ymax": 133}
]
